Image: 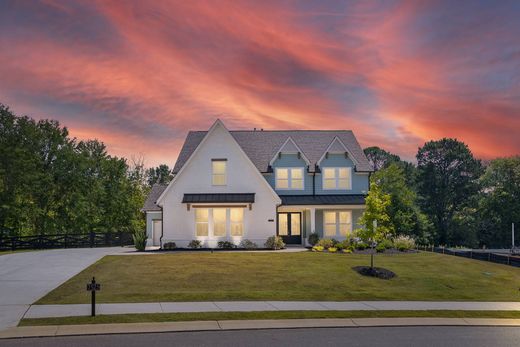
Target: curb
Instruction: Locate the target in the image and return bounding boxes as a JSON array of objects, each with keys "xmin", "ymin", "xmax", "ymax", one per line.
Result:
[{"xmin": 1, "ymin": 318, "xmax": 520, "ymax": 339}]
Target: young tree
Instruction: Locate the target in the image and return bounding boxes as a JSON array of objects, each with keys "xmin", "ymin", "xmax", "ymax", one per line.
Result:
[
  {"xmin": 416, "ymin": 138, "xmax": 483, "ymax": 245},
  {"xmin": 358, "ymin": 181, "xmax": 394, "ymax": 242}
]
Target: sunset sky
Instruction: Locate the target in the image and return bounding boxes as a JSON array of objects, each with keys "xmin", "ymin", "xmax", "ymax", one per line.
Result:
[{"xmin": 1, "ymin": 0, "xmax": 519, "ymax": 166}]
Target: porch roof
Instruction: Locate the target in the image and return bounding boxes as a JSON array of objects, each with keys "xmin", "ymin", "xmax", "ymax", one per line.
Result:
[
  {"xmin": 280, "ymin": 195, "xmax": 366, "ymax": 205},
  {"xmin": 182, "ymin": 193, "xmax": 255, "ymax": 203}
]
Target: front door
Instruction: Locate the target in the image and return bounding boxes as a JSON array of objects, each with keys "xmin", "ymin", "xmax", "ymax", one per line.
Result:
[{"xmin": 278, "ymin": 212, "xmax": 302, "ymax": 244}]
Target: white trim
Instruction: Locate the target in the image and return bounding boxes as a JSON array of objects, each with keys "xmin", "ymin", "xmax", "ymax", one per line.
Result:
[
  {"xmin": 317, "ymin": 136, "xmax": 359, "ymax": 167},
  {"xmin": 275, "ymin": 167, "xmax": 305, "ymax": 190},
  {"xmin": 156, "ymin": 119, "xmax": 281, "ymax": 205},
  {"xmin": 323, "ymin": 210, "xmax": 353, "ymax": 237},
  {"xmin": 269, "ymin": 137, "xmax": 310, "ymax": 166},
  {"xmin": 322, "ymin": 167, "xmax": 352, "ymax": 190}
]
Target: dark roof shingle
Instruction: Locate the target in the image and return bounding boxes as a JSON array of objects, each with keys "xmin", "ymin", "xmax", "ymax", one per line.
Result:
[
  {"xmin": 280, "ymin": 195, "xmax": 366, "ymax": 205},
  {"xmin": 142, "ymin": 184, "xmax": 167, "ymax": 211},
  {"xmin": 182, "ymin": 193, "xmax": 255, "ymax": 203},
  {"xmin": 172, "ymin": 130, "xmax": 372, "ymax": 174}
]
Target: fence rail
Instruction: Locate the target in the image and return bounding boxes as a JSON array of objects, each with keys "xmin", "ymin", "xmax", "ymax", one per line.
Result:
[
  {"xmin": 418, "ymin": 245, "xmax": 520, "ymax": 268},
  {"xmin": 0, "ymin": 231, "xmax": 134, "ymax": 251}
]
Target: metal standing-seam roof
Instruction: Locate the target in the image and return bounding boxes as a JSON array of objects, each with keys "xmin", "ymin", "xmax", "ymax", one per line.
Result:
[
  {"xmin": 280, "ymin": 195, "xmax": 366, "ymax": 206},
  {"xmin": 182, "ymin": 193, "xmax": 255, "ymax": 204},
  {"xmin": 172, "ymin": 130, "xmax": 372, "ymax": 174}
]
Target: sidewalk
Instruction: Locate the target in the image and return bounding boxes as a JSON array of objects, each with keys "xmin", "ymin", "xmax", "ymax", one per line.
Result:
[
  {"xmin": 23, "ymin": 301, "xmax": 520, "ymax": 319},
  {"xmin": 2, "ymin": 317, "xmax": 520, "ymax": 339}
]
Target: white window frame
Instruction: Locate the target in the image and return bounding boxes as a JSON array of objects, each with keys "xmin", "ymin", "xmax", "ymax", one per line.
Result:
[
  {"xmin": 194, "ymin": 207, "xmax": 245, "ymax": 238},
  {"xmin": 212, "ymin": 159, "xmax": 227, "ymax": 186},
  {"xmin": 322, "ymin": 167, "xmax": 352, "ymax": 190},
  {"xmin": 323, "ymin": 211, "xmax": 352, "ymax": 237},
  {"xmin": 275, "ymin": 167, "xmax": 305, "ymax": 190}
]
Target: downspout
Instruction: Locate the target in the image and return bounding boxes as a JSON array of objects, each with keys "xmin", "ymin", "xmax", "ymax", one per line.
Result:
[{"xmin": 159, "ymin": 205, "xmax": 164, "ymax": 249}]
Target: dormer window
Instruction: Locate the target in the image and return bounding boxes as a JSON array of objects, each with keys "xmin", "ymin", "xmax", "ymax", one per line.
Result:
[
  {"xmin": 323, "ymin": 167, "xmax": 351, "ymax": 190},
  {"xmin": 212, "ymin": 159, "xmax": 227, "ymax": 186},
  {"xmin": 275, "ymin": 168, "xmax": 304, "ymax": 190}
]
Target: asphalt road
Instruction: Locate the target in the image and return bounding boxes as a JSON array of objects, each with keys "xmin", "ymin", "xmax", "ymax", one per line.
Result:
[{"xmin": 1, "ymin": 326, "xmax": 519, "ymax": 347}]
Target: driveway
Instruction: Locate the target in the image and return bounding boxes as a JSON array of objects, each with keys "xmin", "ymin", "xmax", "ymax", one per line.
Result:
[{"xmin": 0, "ymin": 247, "xmax": 128, "ymax": 330}]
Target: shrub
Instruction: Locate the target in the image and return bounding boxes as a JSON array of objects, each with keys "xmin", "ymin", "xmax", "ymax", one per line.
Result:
[
  {"xmin": 331, "ymin": 238, "xmax": 339, "ymax": 246},
  {"xmin": 312, "ymin": 245, "xmax": 324, "ymax": 252},
  {"xmin": 133, "ymin": 229, "xmax": 147, "ymax": 251},
  {"xmin": 375, "ymin": 243, "xmax": 386, "ymax": 253},
  {"xmin": 308, "ymin": 233, "xmax": 320, "ymax": 246},
  {"xmin": 239, "ymin": 239, "xmax": 258, "ymax": 250},
  {"xmin": 354, "ymin": 241, "xmax": 368, "ymax": 250},
  {"xmin": 342, "ymin": 248, "xmax": 352, "ymax": 254},
  {"xmin": 163, "ymin": 242, "xmax": 176, "ymax": 250},
  {"xmin": 393, "ymin": 235, "xmax": 416, "ymax": 251},
  {"xmin": 217, "ymin": 241, "xmax": 236, "ymax": 249},
  {"xmin": 328, "ymin": 247, "xmax": 337, "ymax": 253},
  {"xmin": 335, "ymin": 239, "xmax": 350, "ymax": 251},
  {"xmin": 188, "ymin": 240, "xmax": 202, "ymax": 249},
  {"xmin": 265, "ymin": 236, "xmax": 285, "ymax": 250},
  {"xmin": 316, "ymin": 238, "xmax": 335, "ymax": 249},
  {"xmin": 378, "ymin": 238, "xmax": 394, "ymax": 249}
]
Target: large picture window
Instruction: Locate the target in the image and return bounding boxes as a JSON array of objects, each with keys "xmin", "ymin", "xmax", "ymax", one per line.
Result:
[
  {"xmin": 324, "ymin": 211, "xmax": 352, "ymax": 237},
  {"xmin": 275, "ymin": 168, "xmax": 304, "ymax": 190},
  {"xmin": 194, "ymin": 208, "xmax": 244, "ymax": 238},
  {"xmin": 212, "ymin": 159, "xmax": 227, "ymax": 186},
  {"xmin": 323, "ymin": 167, "xmax": 351, "ymax": 190}
]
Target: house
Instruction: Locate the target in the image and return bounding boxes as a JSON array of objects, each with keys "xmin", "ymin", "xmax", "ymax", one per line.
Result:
[{"xmin": 142, "ymin": 119, "xmax": 373, "ymax": 248}]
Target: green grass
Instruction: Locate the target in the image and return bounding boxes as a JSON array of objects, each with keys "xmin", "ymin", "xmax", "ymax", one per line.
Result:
[
  {"xmin": 20, "ymin": 310, "xmax": 520, "ymax": 326},
  {"xmin": 37, "ymin": 252, "xmax": 520, "ymax": 304}
]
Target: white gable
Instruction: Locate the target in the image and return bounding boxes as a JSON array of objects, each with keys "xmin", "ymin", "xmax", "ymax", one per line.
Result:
[{"xmin": 157, "ymin": 119, "xmax": 280, "ymax": 205}]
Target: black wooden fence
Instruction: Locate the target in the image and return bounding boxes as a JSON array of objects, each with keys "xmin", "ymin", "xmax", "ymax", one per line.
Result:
[
  {"xmin": 418, "ymin": 245, "xmax": 520, "ymax": 268},
  {"xmin": 0, "ymin": 231, "xmax": 134, "ymax": 251}
]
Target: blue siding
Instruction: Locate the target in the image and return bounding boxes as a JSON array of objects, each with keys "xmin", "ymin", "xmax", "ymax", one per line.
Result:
[
  {"xmin": 315, "ymin": 154, "xmax": 369, "ymax": 195},
  {"xmin": 266, "ymin": 153, "xmax": 313, "ymax": 195}
]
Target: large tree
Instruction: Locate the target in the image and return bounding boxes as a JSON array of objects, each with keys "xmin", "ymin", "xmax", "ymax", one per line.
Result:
[
  {"xmin": 364, "ymin": 146, "xmax": 401, "ymax": 171},
  {"xmin": 146, "ymin": 164, "xmax": 173, "ymax": 187},
  {"xmin": 416, "ymin": 138, "xmax": 483, "ymax": 245},
  {"xmin": 477, "ymin": 157, "xmax": 520, "ymax": 248},
  {"xmin": 371, "ymin": 163, "xmax": 431, "ymax": 242},
  {"xmin": 0, "ymin": 103, "xmax": 146, "ymax": 237}
]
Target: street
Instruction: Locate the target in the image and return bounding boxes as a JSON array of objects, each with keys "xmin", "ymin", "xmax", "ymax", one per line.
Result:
[{"xmin": 1, "ymin": 326, "xmax": 519, "ymax": 347}]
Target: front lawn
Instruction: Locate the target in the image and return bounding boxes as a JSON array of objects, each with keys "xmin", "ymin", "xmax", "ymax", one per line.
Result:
[{"xmin": 37, "ymin": 252, "xmax": 520, "ymax": 304}]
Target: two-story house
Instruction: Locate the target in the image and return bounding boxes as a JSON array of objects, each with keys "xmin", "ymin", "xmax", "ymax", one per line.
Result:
[{"xmin": 142, "ymin": 119, "xmax": 373, "ymax": 248}]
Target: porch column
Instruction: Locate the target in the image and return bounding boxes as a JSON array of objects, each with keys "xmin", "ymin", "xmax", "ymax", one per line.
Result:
[{"xmin": 309, "ymin": 207, "xmax": 316, "ymax": 235}]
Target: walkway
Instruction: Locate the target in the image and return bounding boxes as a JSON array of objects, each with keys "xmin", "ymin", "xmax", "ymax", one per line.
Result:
[
  {"xmin": 0, "ymin": 247, "xmax": 128, "ymax": 330},
  {"xmin": 23, "ymin": 301, "xmax": 520, "ymax": 319}
]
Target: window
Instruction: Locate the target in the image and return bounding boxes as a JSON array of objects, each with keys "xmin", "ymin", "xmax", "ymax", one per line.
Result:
[
  {"xmin": 194, "ymin": 208, "xmax": 245, "ymax": 237},
  {"xmin": 212, "ymin": 159, "xmax": 226, "ymax": 185},
  {"xmin": 275, "ymin": 168, "xmax": 304, "ymax": 190},
  {"xmin": 324, "ymin": 211, "xmax": 352, "ymax": 237},
  {"xmin": 323, "ymin": 167, "xmax": 351, "ymax": 190},
  {"xmin": 230, "ymin": 208, "xmax": 244, "ymax": 236},
  {"xmin": 213, "ymin": 208, "xmax": 227, "ymax": 237},
  {"xmin": 195, "ymin": 209, "xmax": 209, "ymax": 236}
]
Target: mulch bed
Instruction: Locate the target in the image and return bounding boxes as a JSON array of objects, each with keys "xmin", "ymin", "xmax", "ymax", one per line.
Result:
[{"xmin": 352, "ymin": 266, "xmax": 397, "ymax": 280}]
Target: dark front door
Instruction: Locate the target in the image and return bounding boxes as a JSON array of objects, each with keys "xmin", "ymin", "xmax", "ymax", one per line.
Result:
[{"xmin": 278, "ymin": 212, "xmax": 302, "ymax": 244}]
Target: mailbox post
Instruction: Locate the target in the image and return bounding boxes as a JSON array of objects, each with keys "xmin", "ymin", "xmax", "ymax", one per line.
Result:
[{"xmin": 86, "ymin": 277, "xmax": 101, "ymax": 316}]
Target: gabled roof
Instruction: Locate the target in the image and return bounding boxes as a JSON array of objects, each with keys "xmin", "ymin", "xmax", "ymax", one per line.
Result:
[
  {"xmin": 142, "ymin": 184, "xmax": 168, "ymax": 211},
  {"xmin": 173, "ymin": 130, "xmax": 372, "ymax": 173}
]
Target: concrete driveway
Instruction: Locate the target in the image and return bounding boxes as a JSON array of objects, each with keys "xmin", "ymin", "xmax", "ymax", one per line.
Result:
[{"xmin": 0, "ymin": 247, "xmax": 128, "ymax": 330}]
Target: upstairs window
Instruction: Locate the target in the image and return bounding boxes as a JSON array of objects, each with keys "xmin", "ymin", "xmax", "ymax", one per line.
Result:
[
  {"xmin": 275, "ymin": 168, "xmax": 304, "ymax": 190},
  {"xmin": 323, "ymin": 167, "xmax": 351, "ymax": 190},
  {"xmin": 212, "ymin": 159, "xmax": 227, "ymax": 186}
]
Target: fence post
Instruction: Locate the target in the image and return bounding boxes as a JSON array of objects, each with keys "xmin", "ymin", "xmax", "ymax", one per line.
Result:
[
  {"xmin": 89, "ymin": 231, "xmax": 94, "ymax": 248},
  {"xmin": 11, "ymin": 237, "xmax": 16, "ymax": 251},
  {"xmin": 470, "ymin": 251, "xmax": 473, "ymax": 259},
  {"xmin": 508, "ymin": 256, "xmax": 510, "ymax": 266},
  {"xmin": 488, "ymin": 252, "xmax": 491, "ymax": 261},
  {"xmin": 119, "ymin": 231, "xmax": 123, "ymax": 247}
]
